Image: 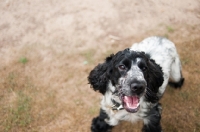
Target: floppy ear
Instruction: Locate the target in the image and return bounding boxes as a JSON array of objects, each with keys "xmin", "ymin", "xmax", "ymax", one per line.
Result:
[
  {"xmin": 145, "ymin": 59, "xmax": 164, "ymax": 103},
  {"xmin": 88, "ymin": 54, "xmax": 113, "ymax": 95}
]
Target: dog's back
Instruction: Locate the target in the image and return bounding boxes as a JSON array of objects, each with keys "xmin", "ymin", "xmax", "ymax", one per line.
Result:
[{"xmin": 130, "ymin": 36, "xmax": 184, "ymax": 96}]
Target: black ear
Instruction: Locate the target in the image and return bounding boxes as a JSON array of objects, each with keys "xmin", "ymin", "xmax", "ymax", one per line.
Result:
[
  {"xmin": 88, "ymin": 54, "xmax": 113, "ymax": 94},
  {"xmin": 145, "ymin": 59, "xmax": 164, "ymax": 103}
]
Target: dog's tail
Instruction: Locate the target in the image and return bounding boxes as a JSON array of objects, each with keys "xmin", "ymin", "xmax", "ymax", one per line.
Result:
[{"xmin": 168, "ymin": 56, "xmax": 184, "ymax": 88}]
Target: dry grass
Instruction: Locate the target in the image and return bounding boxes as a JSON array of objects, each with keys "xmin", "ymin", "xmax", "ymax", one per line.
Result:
[
  {"xmin": 0, "ymin": 35, "xmax": 200, "ymax": 132},
  {"xmin": 0, "ymin": 0, "xmax": 200, "ymax": 132},
  {"xmin": 161, "ymin": 39, "xmax": 200, "ymax": 132}
]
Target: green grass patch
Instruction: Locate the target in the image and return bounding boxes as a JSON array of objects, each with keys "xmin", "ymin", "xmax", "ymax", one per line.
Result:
[
  {"xmin": 7, "ymin": 72, "xmax": 18, "ymax": 91},
  {"xmin": 88, "ymin": 106, "xmax": 99, "ymax": 116},
  {"xmin": 167, "ymin": 26, "xmax": 174, "ymax": 33},
  {"xmin": 4, "ymin": 92, "xmax": 32, "ymax": 131},
  {"xmin": 19, "ymin": 57, "xmax": 28, "ymax": 64},
  {"xmin": 3, "ymin": 72, "xmax": 33, "ymax": 131}
]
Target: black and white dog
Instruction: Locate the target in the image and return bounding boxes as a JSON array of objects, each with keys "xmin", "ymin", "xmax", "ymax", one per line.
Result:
[{"xmin": 88, "ymin": 36, "xmax": 184, "ymax": 132}]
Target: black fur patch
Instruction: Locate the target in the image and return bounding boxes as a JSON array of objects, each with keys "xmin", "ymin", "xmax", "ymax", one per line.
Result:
[
  {"xmin": 142, "ymin": 103, "xmax": 162, "ymax": 132},
  {"xmin": 168, "ymin": 78, "xmax": 184, "ymax": 88},
  {"xmin": 88, "ymin": 54, "xmax": 113, "ymax": 94},
  {"xmin": 145, "ymin": 59, "xmax": 164, "ymax": 103},
  {"xmin": 91, "ymin": 109, "xmax": 113, "ymax": 132}
]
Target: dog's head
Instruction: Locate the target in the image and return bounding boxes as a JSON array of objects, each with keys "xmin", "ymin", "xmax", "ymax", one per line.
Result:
[{"xmin": 88, "ymin": 49, "xmax": 164, "ymax": 113}]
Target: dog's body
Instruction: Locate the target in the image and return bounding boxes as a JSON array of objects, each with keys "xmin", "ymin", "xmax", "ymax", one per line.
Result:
[{"xmin": 88, "ymin": 36, "xmax": 184, "ymax": 132}]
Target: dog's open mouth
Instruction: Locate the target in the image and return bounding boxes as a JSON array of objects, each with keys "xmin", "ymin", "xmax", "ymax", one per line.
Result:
[{"xmin": 122, "ymin": 95, "xmax": 140, "ymax": 113}]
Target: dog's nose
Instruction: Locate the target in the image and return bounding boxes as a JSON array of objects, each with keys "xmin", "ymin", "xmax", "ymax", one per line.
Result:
[{"xmin": 130, "ymin": 83, "xmax": 145, "ymax": 93}]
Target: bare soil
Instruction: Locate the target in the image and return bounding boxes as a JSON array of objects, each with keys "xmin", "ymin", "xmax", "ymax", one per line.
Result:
[{"xmin": 0, "ymin": 0, "xmax": 200, "ymax": 132}]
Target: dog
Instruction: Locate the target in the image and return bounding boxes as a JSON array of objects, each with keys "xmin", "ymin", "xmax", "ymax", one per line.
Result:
[{"xmin": 88, "ymin": 36, "xmax": 184, "ymax": 132}]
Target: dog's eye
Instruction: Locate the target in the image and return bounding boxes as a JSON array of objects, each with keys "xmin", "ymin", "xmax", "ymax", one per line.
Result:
[
  {"xmin": 118, "ymin": 65, "xmax": 126, "ymax": 70},
  {"xmin": 141, "ymin": 66, "xmax": 147, "ymax": 71},
  {"xmin": 138, "ymin": 62, "xmax": 147, "ymax": 71}
]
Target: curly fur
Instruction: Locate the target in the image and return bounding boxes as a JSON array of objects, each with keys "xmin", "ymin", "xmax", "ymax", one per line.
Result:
[
  {"xmin": 88, "ymin": 54, "xmax": 113, "ymax": 94},
  {"xmin": 88, "ymin": 36, "xmax": 184, "ymax": 132}
]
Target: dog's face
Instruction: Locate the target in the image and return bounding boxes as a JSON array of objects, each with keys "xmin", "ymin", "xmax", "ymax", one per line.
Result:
[
  {"xmin": 108, "ymin": 49, "xmax": 148, "ymax": 113},
  {"xmin": 88, "ymin": 49, "xmax": 164, "ymax": 113}
]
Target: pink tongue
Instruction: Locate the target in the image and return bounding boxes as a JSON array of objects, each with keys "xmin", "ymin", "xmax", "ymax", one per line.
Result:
[{"xmin": 123, "ymin": 96, "xmax": 139, "ymax": 109}]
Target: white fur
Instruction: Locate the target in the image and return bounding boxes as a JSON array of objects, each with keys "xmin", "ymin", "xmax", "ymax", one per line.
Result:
[
  {"xmin": 101, "ymin": 36, "xmax": 182, "ymax": 126},
  {"xmin": 130, "ymin": 36, "xmax": 182, "ymax": 96}
]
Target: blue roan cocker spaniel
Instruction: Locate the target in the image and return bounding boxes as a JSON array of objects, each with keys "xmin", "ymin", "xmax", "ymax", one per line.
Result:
[{"xmin": 88, "ymin": 36, "xmax": 184, "ymax": 132}]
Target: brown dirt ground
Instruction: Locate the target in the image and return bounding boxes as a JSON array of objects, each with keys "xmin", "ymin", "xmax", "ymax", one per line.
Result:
[{"xmin": 0, "ymin": 0, "xmax": 200, "ymax": 132}]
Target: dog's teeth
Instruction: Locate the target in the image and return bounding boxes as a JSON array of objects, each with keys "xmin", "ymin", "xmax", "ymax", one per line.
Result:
[{"xmin": 117, "ymin": 105, "xmax": 124, "ymax": 110}]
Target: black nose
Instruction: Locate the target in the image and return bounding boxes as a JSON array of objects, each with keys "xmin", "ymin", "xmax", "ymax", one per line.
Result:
[{"xmin": 130, "ymin": 83, "xmax": 145, "ymax": 93}]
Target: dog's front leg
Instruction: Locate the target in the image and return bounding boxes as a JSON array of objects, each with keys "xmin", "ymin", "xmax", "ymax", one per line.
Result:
[
  {"xmin": 142, "ymin": 103, "xmax": 162, "ymax": 132},
  {"xmin": 91, "ymin": 109, "xmax": 113, "ymax": 132}
]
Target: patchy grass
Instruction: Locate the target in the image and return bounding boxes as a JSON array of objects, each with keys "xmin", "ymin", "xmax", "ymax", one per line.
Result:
[
  {"xmin": 0, "ymin": 0, "xmax": 200, "ymax": 131},
  {"xmin": 0, "ymin": 37, "xmax": 200, "ymax": 132},
  {"xmin": 19, "ymin": 57, "xmax": 28, "ymax": 64},
  {"xmin": 160, "ymin": 38, "xmax": 200, "ymax": 132},
  {"xmin": 0, "ymin": 28, "xmax": 200, "ymax": 132},
  {"xmin": 167, "ymin": 26, "xmax": 175, "ymax": 33},
  {"xmin": 0, "ymin": 69, "xmax": 34, "ymax": 131},
  {"xmin": 4, "ymin": 92, "xmax": 32, "ymax": 131}
]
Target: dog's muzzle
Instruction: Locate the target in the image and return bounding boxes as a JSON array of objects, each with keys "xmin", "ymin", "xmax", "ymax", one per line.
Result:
[{"xmin": 114, "ymin": 81, "xmax": 146, "ymax": 113}]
